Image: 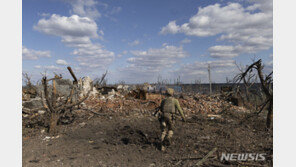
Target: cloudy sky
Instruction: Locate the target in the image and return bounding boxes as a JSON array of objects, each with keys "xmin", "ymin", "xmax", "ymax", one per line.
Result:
[{"xmin": 23, "ymin": 0, "xmax": 273, "ymax": 84}]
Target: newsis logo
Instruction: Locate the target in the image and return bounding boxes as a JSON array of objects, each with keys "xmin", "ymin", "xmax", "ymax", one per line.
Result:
[{"xmin": 220, "ymin": 153, "xmax": 266, "ymax": 161}]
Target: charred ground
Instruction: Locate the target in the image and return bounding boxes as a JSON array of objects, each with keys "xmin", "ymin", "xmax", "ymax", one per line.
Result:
[{"xmin": 23, "ymin": 95, "xmax": 272, "ymax": 167}]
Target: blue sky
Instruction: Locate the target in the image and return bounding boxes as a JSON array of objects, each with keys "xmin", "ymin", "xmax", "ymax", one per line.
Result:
[{"xmin": 22, "ymin": 0, "xmax": 273, "ymax": 84}]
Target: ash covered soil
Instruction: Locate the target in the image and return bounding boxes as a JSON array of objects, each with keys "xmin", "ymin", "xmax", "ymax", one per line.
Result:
[{"xmin": 23, "ymin": 109, "xmax": 272, "ymax": 167}]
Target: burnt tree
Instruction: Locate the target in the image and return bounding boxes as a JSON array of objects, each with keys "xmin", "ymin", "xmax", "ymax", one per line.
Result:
[
  {"xmin": 235, "ymin": 62, "xmax": 257, "ymax": 102},
  {"xmin": 94, "ymin": 70, "xmax": 108, "ymax": 88},
  {"xmin": 235, "ymin": 59, "xmax": 273, "ymax": 129},
  {"xmin": 42, "ymin": 68, "xmax": 92, "ymax": 134}
]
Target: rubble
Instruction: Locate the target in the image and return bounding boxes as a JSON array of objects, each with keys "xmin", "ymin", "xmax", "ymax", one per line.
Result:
[
  {"xmin": 23, "ymin": 85, "xmax": 251, "ymax": 130},
  {"xmin": 117, "ymin": 84, "xmax": 129, "ymax": 92},
  {"xmin": 22, "ymin": 85, "xmax": 38, "ymax": 99},
  {"xmin": 78, "ymin": 76, "xmax": 98, "ymax": 98},
  {"xmin": 80, "ymin": 90, "xmax": 249, "ymax": 118},
  {"xmin": 22, "ymin": 97, "xmax": 43, "ymax": 109},
  {"xmin": 23, "ymin": 78, "xmax": 251, "ymax": 130},
  {"xmin": 108, "ymin": 89, "xmax": 116, "ymax": 96},
  {"xmin": 38, "ymin": 110, "xmax": 46, "ymax": 115}
]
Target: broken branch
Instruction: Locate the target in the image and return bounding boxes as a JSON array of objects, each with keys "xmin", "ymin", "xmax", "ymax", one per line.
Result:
[{"xmin": 195, "ymin": 147, "xmax": 217, "ymax": 166}]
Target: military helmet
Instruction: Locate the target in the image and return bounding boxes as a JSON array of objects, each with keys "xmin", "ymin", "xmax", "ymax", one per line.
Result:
[{"xmin": 166, "ymin": 88, "xmax": 174, "ymax": 96}]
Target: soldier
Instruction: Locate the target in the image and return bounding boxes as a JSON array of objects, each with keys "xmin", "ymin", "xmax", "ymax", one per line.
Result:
[{"xmin": 158, "ymin": 88, "xmax": 186, "ymax": 151}]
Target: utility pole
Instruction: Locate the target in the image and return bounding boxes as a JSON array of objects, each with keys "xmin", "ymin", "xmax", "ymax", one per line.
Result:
[{"xmin": 208, "ymin": 64, "xmax": 212, "ymax": 94}]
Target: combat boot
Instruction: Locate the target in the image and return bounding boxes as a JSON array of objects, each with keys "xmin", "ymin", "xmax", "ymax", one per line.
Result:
[{"xmin": 167, "ymin": 130, "xmax": 173, "ymax": 146}]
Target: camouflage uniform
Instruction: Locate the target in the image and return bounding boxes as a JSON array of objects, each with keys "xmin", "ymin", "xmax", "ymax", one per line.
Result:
[{"xmin": 159, "ymin": 88, "xmax": 185, "ymax": 151}]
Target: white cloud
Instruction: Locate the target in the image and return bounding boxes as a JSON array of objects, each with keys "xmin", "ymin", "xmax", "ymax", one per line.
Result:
[
  {"xmin": 117, "ymin": 50, "xmax": 128, "ymax": 58},
  {"xmin": 73, "ymin": 43, "xmax": 115, "ymax": 68},
  {"xmin": 116, "ymin": 65, "xmax": 161, "ymax": 83},
  {"xmin": 128, "ymin": 40, "xmax": 140, "ymax": 46},
  {"xmin": 33, "ymin": 65, "xmax": 61, "ymax": 71},
  {"xmin": 23, "ymin": 46, "xmax": 51, "ymax": 60},
  {"xmin": 56, "ymin": 59, "xmax": 68, "ymax": 65},
  {"xmin": 179, "ymin": 59, "xmax": 235, "ymax": 71},
  {"xmin": 172, "ymin": 60, "xmax": 237, "ymax": 83},
  {"xmin": 34, "ymin": 14, "xmax": 115, "ymax": 69},
  {"xmin": 33, "ymin": 65, "xmax": 65, "ymax": 75},
  {"xmin": 160, "ymin": 0, "xmax": 272, "ymax": 58},
  {"xmin": 180, "ymin": 38, "xmax": 191, "ymax": 44},
  {"xmin": 248, "ymin": 0, "xmax": 272, "ymax": 14},
  {"xmin": 128, "ymin": 45, "xmax": 188, "ymax": 69},
  {"xmin": 208, "ymin": 45, "xmax": 239, "ymax": 58},
  {"xmin": 34, "ymin": 14, "xmax": 99, "ymax": 42},
  {"xmin": 65, "ymin": 0, "xmax": 101, "ymax": 20},
  {"xmin": 160, "ymin": 21, "xmax": 180, "ymax": 35},
  {"xmin": 116, "ymin": 58, "xmax": 237, "ymax": 83},
  {"xmin": 116, "ymin": 45, "xmax": 188, "ymax": 82},
  {"xmin": 64, "ymin": 0, "xmax": 122, "ymax": 21},
  {"xmin": 46, "ymin": 65, "xmax": 60, "ymax": 70}
]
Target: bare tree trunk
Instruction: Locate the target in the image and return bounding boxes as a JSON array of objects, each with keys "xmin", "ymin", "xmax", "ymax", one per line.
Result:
[
  {"xmin": 52, "ymin": 79, "xmax": 57, "ymax": 107},
  {"xmin": 49, "ymin": 112, "xmax": 59, "ymax": 135},
  {"xmin": 49, "ymin": 79, "xmax": 59, "ymax": 135}
]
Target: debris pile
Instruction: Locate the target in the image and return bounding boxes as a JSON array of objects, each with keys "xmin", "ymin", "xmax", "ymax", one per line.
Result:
[
  {"xmin": 23, "ymin": 79, "xmax": 250, "ymax": 130},
  {"xmin": 81, "ymin": 90, "xmax": 248, "ymax": 116},
  {"xmin": 78, "ymin": 76, "xmax": 99, "ymax": 98},
  {"xmin": 178, "ymin": 93, "xmax": 246, "ymax": 114}
]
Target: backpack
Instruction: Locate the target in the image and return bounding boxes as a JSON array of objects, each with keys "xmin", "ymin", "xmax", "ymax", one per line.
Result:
[{"xmin": 161, "ymin": 97, "xmax": 175, "ymax": 114}]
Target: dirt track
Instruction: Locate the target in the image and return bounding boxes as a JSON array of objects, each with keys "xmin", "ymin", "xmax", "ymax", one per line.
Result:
[{"xmin": 23, "ymin": 108, "xmax": 272, "ymax": 167}]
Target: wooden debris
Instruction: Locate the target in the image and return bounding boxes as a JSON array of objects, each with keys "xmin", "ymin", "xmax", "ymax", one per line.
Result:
[{"xmin": 195, "ymin": 147, "xmax": 217, "ymax": 166}]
